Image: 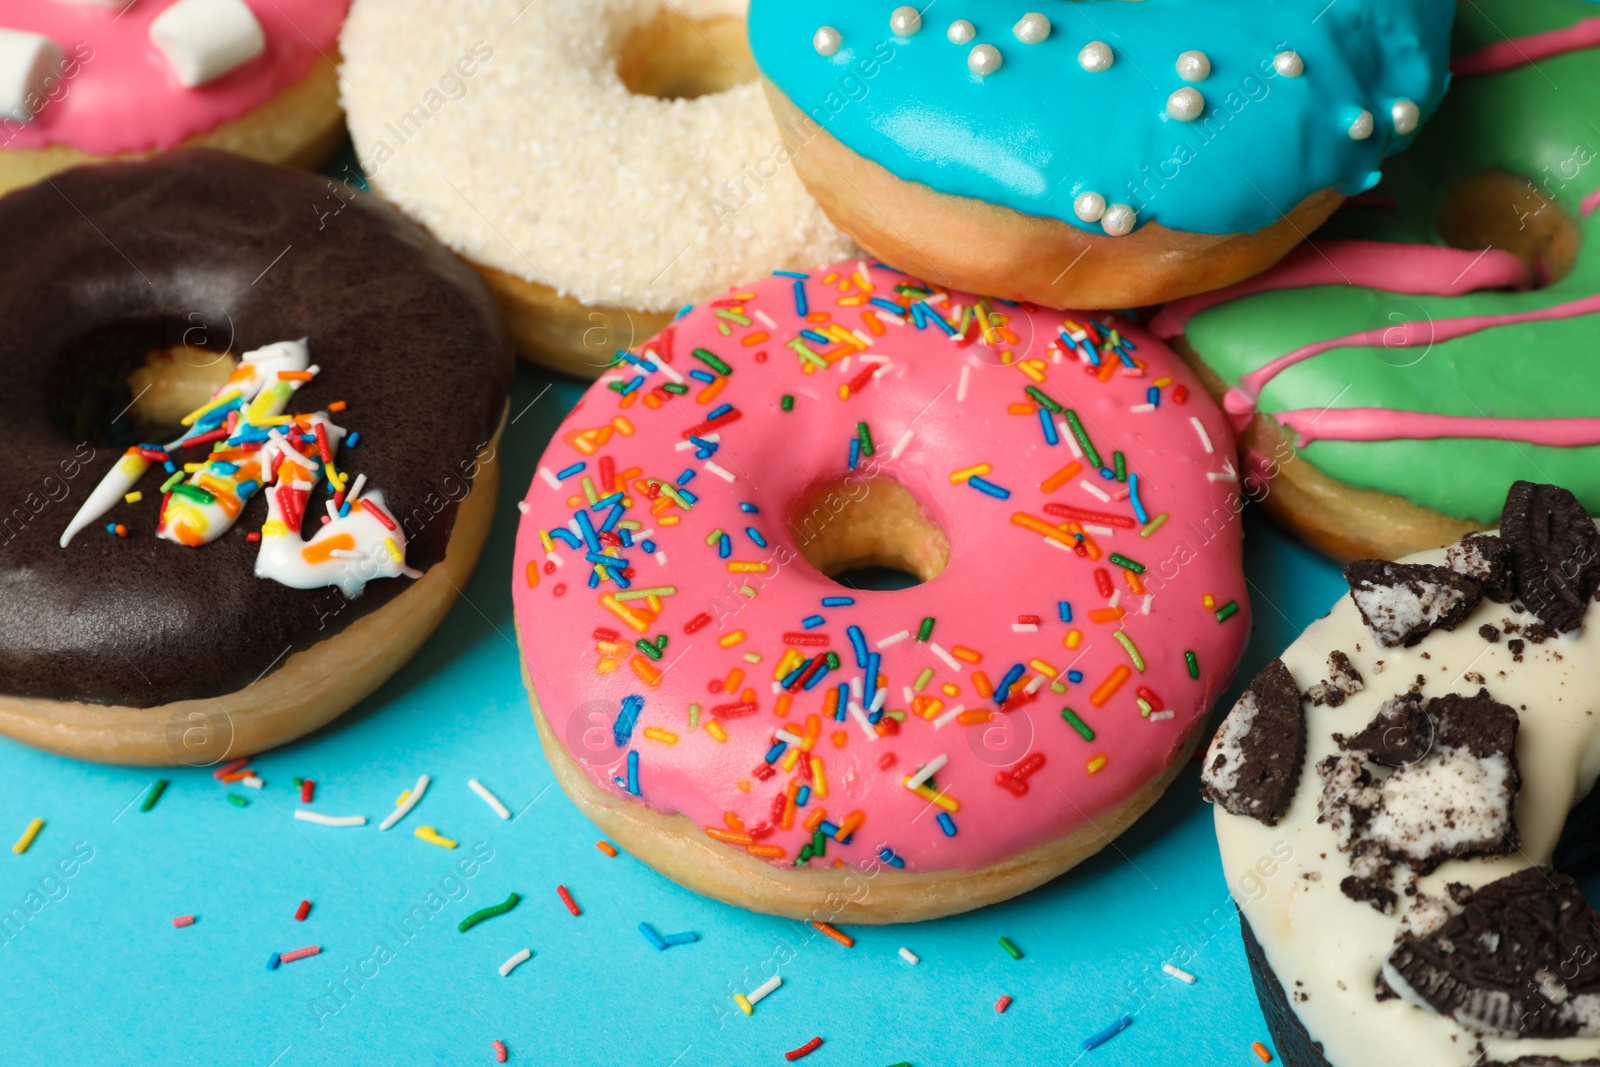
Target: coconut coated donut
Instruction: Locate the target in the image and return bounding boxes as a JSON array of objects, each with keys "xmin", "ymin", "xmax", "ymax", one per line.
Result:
[
  {"xmin": 338, "ymin": 0, "xmax": 855, "ymax": 378},
  {"xmin": 1156, "ymin": 0, "xmax": 1600, "ymax": 563},
  {"xmin": 747, "ymin": 0, "xmax": 1456, "ymax": 310},
  {"xmin": 513, "ymin": 260, "xmax": 1252, "ymax": 922},
  {"xmin": 1204, "ymin": 481, "xmax": 1600, "ymax": 1066},
  {"xmin": 0, "ymin": 151, "xmax": 512, "ymax": 765},
  {"xmin": 0, "ymin": 0, "xmax": 348, "ymax": 198}
]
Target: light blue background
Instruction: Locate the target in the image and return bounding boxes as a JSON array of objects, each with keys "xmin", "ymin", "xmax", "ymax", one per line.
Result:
[{"xmin": 0, "ymin": 356, "xmax": 1356, "ymax": 1066}]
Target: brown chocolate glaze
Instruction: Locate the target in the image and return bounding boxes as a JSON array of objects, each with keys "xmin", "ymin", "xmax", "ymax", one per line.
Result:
[{"xmin": 0, "ymin": 151, "xmax": 512, "ymax": 706}]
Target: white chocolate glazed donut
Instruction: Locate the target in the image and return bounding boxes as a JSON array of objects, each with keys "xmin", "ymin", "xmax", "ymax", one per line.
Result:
[
  {"xmin": 338, "ymin": 0, "xmax": 855, "ymax": 376},
  {"xmin": 1210, "ymin": 486, "xmax": 1600, "ymax": 1065}
]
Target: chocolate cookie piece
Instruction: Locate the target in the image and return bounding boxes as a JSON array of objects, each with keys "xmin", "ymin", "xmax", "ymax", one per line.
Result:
[
  {"xmin": 1447, "ymin": 532, "xmax": 1517, "ymax": 603},
  {"xmin": 1201, "ymin": 658, "xmax": 1304, "ymax": 825},
  {"xmin": 1317, "ymin": 753, "xmax": 1380, "ymax": 852},
  {"xmin": 1344, "ymin": 560, "xmax": 1483, "ymax": 648},
  {"xmin": 1340, "ymin": 874, "xmax": 1398, "ymax": 915},
  {"xmin": 1524, "ymin": 622, "xmax": 1558, "ymax": 645},
  {"xmin": 1501, "ymin": 1059, "xmax": 1600, "ymax": 1066},
  {"xmin": 1500, "ymin": 481, "xmax": 1600, "ymax": 633},
  {"xmin": 1306, "ymin": 651, "xmax": 1365, "ymax": 708},
  {"xmin": 1338, "ymin": 693, "xmax": 1432, "ymax": 767},
  {"xmin": 1327, "ymin": 690, "xmax": 1520, "ymax": 875},
  {"xmin": 1421, "ymin": 689, "xmax": 1520, "ymax": 761},
  {"xmin": 1385, "ymin": 867, "xmax": 1600, "ymax": 1039},
  {"xmin": 1364, "ymin": 691, "xmax": 1520, "ymax": 873}
]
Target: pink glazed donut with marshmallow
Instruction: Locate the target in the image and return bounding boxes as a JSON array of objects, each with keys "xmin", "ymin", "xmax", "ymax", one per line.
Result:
[
  {"xmin": 0, "ymin": 0, "xmax": 347, "ymax": 194},
  {"xmin": 513, "ymin": 260, "xmax": 1251, "ymax": 922}
]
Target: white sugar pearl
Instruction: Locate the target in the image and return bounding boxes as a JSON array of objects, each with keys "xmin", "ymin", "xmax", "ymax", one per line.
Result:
[
  {"xmin": 968, "ymin": 44, "xmax": 1003, "ymax": 76},
  {"xmin": 1348, "ymin": 108, "xmax": 1375, "ymax": 140},
  {"xmin": 947, "ymin": 20, "xmax": 976, "ymax": 45},
  {"xmin": 890, "ymin": 6, "xmax": 922, "ymax": 38},
  {"xmin": 1392, "ymin": 98, "xmax": 1420, "ymax": 135},
  {"xmin": 1074, "ymin": 191, "xmax": 1107, "ymax": 223},
  {"xmin": 814, "ymin": 26, "xmax": 842, "ymax": 57},
  {"xmin": 1166, "ymin": 87, "xmax": 1205, "ymax": 122},
  {"xmin": 1013, "ymin": 13, "xmax": 1051, "ymax": 45},
  {"xmin": 1175, "ymin": 50, "xmax": 1211, "ymax": 81},
  {"xmin": 1079, "ymin": 41, "xmax": 1114, "ymax": 72},
  {"xmin": 1273, "ymin": 50, "xmax": 1304, "ymax": 77},
  {"xmin": 1101, "ymin": 204, "xmax": 1137, "ymax": 237}
]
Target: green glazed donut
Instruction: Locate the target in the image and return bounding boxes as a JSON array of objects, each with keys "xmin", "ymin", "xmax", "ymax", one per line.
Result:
[{"xmin": 1157, "ymin": 0, "xmax": 1600, "ymax": 559}]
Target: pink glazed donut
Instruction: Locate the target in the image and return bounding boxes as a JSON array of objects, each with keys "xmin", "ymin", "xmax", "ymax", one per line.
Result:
[
  {"xmin": 0, "ymin": 0, "xmax": 347, "ymax": 195},
  {"xmin": 513, "ymin": 261, "xmax": 1251, "ymax": 922}
]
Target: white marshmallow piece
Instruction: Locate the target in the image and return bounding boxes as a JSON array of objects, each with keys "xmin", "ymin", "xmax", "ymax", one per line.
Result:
[
  {"xmin": 0, "ymin": 30, "xmax": 64, "ymax": 123},
  {"xmin": 149, "ymin": 0, "xmax": 266, "ymax": 88}
]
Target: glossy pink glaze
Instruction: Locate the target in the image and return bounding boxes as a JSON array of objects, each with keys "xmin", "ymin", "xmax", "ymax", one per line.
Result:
[
  {"xmin": 1452, "ymin": 15, "xmax": 1600, "ymax": 76},
  {"xmin": 1277, "ymin": 408, "xmax": 1600, "ymax": 446},
  {"xmin": 512, "ymin": 263, "xmax": 1251, "ymax": 874},
  {"xmin": 0, "ymin": 0, "xmax": 346, "ymax": 155},
  {"xmin": 1149, "ymin": 240, "xmax": 1533, "ymax": 339}
]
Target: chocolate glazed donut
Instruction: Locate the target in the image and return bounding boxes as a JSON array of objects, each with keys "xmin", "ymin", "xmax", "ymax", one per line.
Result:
[{"xmin": 0, "ymin": 150, "xmax": 512, "ymax": 764}]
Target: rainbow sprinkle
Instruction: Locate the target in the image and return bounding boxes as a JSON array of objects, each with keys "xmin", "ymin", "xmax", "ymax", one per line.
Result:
[
  {"xmin": 458, "ymin": 891, "xmax": 521, "ymax": 933},
  {"xmin": 1083, "ymin": 1015, "xmax": 1133, "ymax": 1051}
]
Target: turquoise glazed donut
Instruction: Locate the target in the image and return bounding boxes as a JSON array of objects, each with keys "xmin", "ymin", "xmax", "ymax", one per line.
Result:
[{"xmin": 748, "ymin": 0, "xmax": 1456, "ymax": 309}]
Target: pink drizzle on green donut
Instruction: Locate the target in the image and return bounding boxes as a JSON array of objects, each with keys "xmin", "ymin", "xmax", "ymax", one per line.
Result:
[
  {"xmin": 1219, "ymin": 290, "xmax": 1600, "ymax": 435},
  {"xmin": 1151, "ymin": 241, "xmax": 1535, "ymax": 338},
  {"xmin": 1277, "ymin": 409, "xmax": 1600, "ymax": 447},
  {"xmin": 512, "ymin": 262, "xmax": 1251, "ymax": 874},
  {"xmin": 1451, "ymin": 15, "xmax": 1600, "ymax": 76},
  {"xmin": 1161, "ymin": 232, "xmax": 1600, "ymax": 444},
  {"xmin": 0, "ymin": 0, "xmax": 346, "ymax": 155}
]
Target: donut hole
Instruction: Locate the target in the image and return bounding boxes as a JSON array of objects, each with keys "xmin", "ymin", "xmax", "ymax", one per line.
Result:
[
  {"xmin": 47, "ymin": 321, "xmax": 236, "ymax": 447},
  {"xmin": 830, "ymin": 564, "xmax": 924, "ymax": 592},
  {"xmin": 127, "ymin": 346, "xmax": 239, "ymax": 434},
  {"xmin": 1437, "ymin": 170, "xmax": 1581, "ymax": 287},
  {"xmin": 615, "ymin": 9, "xmax": 757, "ymax": 101},
  {"xmin": 791, "ymin": 479, "xmax": 949, "ymax": 590}
]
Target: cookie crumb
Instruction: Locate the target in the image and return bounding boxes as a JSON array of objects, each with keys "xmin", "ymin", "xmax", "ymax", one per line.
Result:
[{"xmin": 1343, "ymin": 559, "xmax": 1483, "ymax": 648}]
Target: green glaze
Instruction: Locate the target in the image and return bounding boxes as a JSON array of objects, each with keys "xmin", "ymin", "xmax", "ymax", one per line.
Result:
[{"xmin": 1182, "ymin": 0, "xmax": 1600, "ymax": 524}]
